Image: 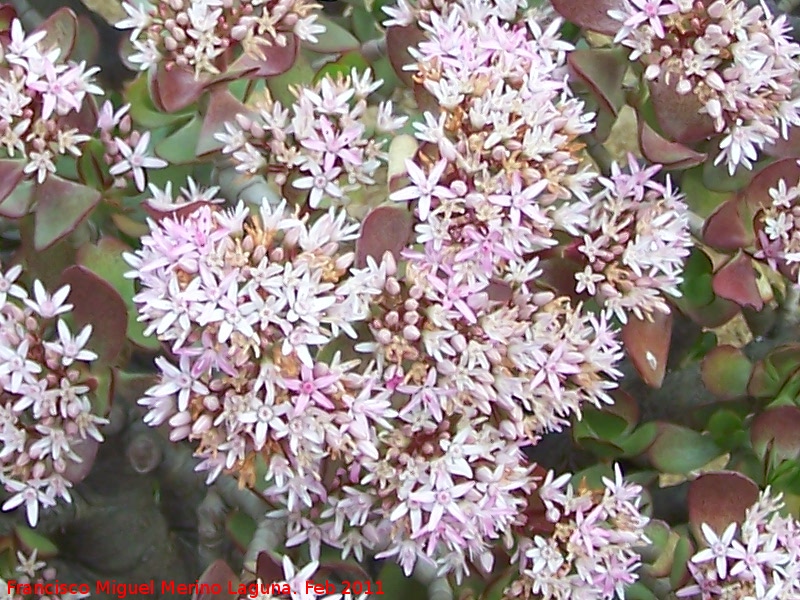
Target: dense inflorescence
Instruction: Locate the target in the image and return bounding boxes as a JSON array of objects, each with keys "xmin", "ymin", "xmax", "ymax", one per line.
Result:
[
  {"xmin": 216, "ymin": 68, "xmax": 407, "ymax": 213},
  {"xmin": 611, "ymin": 0, "xmax": 800, "ymax": 174},
  {"xmin": 505, "ymin": 466, "xmax": 651, "ymax": 600},
  {"xmin": 0, "ymin": 266, "xmax": 107, "ymax": 527},
  {"xmin": 755, "ymin": 167, "xmax": 800, "ymax": 286},
  {"xmin": 678, "ymin": 488, "xmax": 800, "ymax": 598},
  {"xmin": 0, "ymin": 20, "xmax": 102, "ymax": 183},
  {"xmin": 116, "ymin": 0, "xmax": 324, "ymax": 76}
]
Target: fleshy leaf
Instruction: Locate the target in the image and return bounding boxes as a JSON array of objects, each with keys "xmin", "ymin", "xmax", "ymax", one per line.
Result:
[
  {"xmin": 226, "ymin": 35, "xmax": 298, "ymax": 79},
  {"xmin": 748, "ymin": 344, "xmax": 800, "ymax": 399},
  {"xmin": 386, "ymin": 25, "xmax": 425, "ymax": 87},
  {"xmin": 621, "ymin": 311, "xmax": 672, "ymax": 388},
  {"xmin": 155, "ymin": 116, "xmax": 203, "ymax": 164},
  {"xmin": 60, "ymin": 265, "xmax": 128, "ymax": 366},
  {"xmin": 355, "ymin": 205, "xmax": 412, "ymax": 268},
  {"xmin": 14, "ymin": 525, "xmax": 59, "ymax": 559},
  {"xmin": 34, "ymin": 7, "xmax": 78, "ymax": 60},
  {"xmin": 127, "ymin": 75, "xmax": 193, "ymax": 129},
  {"xmin": 192, "ymin": 560, "xmax": 239, "ymax": 600},
  {"xmin": 701, "ymin": 345, "xmax": 752, "ymax": 400},
  {"xmin": 550, "ymin": 0, "xmax": 625, "ymax": 35},
  {"xmin": 751, "ymin": 406, "xmax": 800, "ymax": 461},
  {"xmin": 648, "ymin": 76, "xmax": 716, "ymax": 145},
  {"xmin": 687, "ymin": 471, "xmax": 758, "ymax": 535},
  {"xmin": 266, "ymin": 53, "xmax": 315, "ymax": 107},
  {"xmin": 150, "ymin": 64, "xmax": 208, "ymax": 113},
  {"xmin": 764, "ymin": 126, "xmax": 800, "ymax": 159},
  {"xmin": 702, "ymin": 197, "xmax": 753, "ymax": 251},
  {"xmin": 648, "ymin": 423, "xmax": 723, "ymax": 474},
  {"xmin": 0, "ymin": 159, "xmax": 25, "ymax": 205},
  {"xmin": 567, "ymin": 48, "xmax": 628, "ymax": 117},
  {"xmin": 739, "ymin": 157, "xmax": 800, "ymax": 213},
  {"xmin": 61, "ymin": 437, "xmax": 100, "ymax": 485},
  {"xmin": 387, "ymin": 134, "xmax": 419, "ymax": 192},
  {"xmin": 33, "ymin": 175, "xmax": 101, "ymax": 251},
  {"xmin": 639, "ymin": 121, "xmax": 706, "ymax": 170},
  {"xmin": 197, "ymin": 89, "xmax": 253, "ymax": 157},
  {"xmin": 712, "ymin": 252, "xmax": 763, "ymax": 310},
  {"xmin": 76, "ymin": 237, "xmax": 160, "ymax": 350},
  {"xmin": 680, "ymin": 166, "xmax": 731, "ymax": 218},
  {"xmin": 304, "ymin": 14, "xmax": 360, "ymax": 53}
]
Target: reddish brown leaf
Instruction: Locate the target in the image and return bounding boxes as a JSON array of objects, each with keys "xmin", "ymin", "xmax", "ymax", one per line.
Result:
[
  {"xmin": 621, "ymin": 311, "xmax": 672, "ymax": 388},
  {"xmin": 568, "ymin": 48, "xmax": 628, "ymax": 117},
  {"xmin": 61, "ymin": 437, "xmax": 99, "ymax": 485},
  {"xmin": 701, "ymin": 197, "xmax": 752, "ymax": 251},
  {"xmin": 648, "ymin": 76, "xmax": 716, "ymax": 145},
  {"xmin": 197, "ymin": 89, "xmax": 253, "ymax": 157},
  {"xmin": 227, "ymin": 35, "xmax": 299, "ymax": 80},
  {"xmin": 150, "ymin": 64, "xmax": 209, "ymax": 113},
  {"xmin": 0, "ymin": 159, "xmax": 25, "ymax": 205},
  {"xmin": 712, "ymin": 252, "xmax": 763, "ymax": 310},
  {"xmin": 700, "ymin": 345, "xmax": 752, "ymax": 400},
  {"xmin": 193, "ymin": 560, "xmax": 239, "ymax": 600},
  {"xmin": 764, "ymin": 126, "xmax": 800, "ymax": 159},
  {"xmin": 551, "ymin": 0, "xmax": 625, "ymax": 35},
  {"xmin": 687, "ymin": 472, "xmax": 758, "ymax": 535},
  {"xmin": 639, "ymin": 121, "xmax": 706, "ymax": 170},
  {"xmin": 739, "ymin": 157, "xmax": 800, "ymax": 213},
  {"xmin": 34, "ymin": 7, "xmax": 77, "ymax": 60},
  {"xmin": 386, "ymin": 25, "xmax": 426, "ymax": 87},
  {"xmin": 751, "ymin": 406, "xmax": 800, "ymax": 461},
  {"xmin": 33, "ymin": 175, "xmax": 101, "ymax": 250},
  {"xmin": 59, "ymin": 266, "xmax": 128, "ymax": 366},
  {"xmin": 355, "ymin": 205, "xmax": 412, "ymax": 268}
]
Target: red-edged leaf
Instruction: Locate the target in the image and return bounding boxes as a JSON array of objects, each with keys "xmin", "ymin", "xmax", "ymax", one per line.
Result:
[
  {"xmin": 0, "ymin": 159, "xmax": 25, "ymax": 204},
  {"xmin": 304, "ymin": 14, "xmax": 360, "ymax": 53},
  {"xmin": 751, "ymin": 406, "xmax": 800, "ymax": 461},
  {"xmin": 648, "ymin": 423, "xmax": 723, "ymax": 474},
  {"xmin": 621, "ymin": 311, "xmax": 672, "ymax": 388},
  {"xmin": 150, "ymin": 64, "xmax": 208, "ymax": 113},
  {"xmin": 386, "ymin": 25, "xmax": 425, "ymax": 87},
  {"xmin": 568, "ymin": 48, "xmax": 628, "ymax": 117},
  {"xmin": 687, "ymin": 472, "xmax": 758, "ymax": 535},
  {"xmin": 34, "ymin": 7, "xmax": 78, "ymax": 60},
  {"xmin": 227, "ymin": 35, "xmax": 299, "ymax": 79},
  {"xmin": 701, "ymin": 197, "xmax": 752, "ymax": 251},
  {"xmin": 355, "ymin": 205, "xmax": 412, "ymax": 268},
  {"xmin": 700, "ymin": 345, "xmax": 752, "ymax": 400},
  {"xmin": 764, "ymin": 127, "xmax": 800, "ymax": 159},
  {"xmin": 748, "ymin": 344, "xmax": 800, "ymax": 399},
  {"xmin": 712, "ymin": 252, "xmax": 763, "ymax": 310},
  {"xmin": 639, "ymin": 121, "xmax": 706, "ymax": 169},
  {"xmin": 740, "ymin": 157, "xmax": 800, "ymax": 212},
  {"xmin": 256, "ymin": 552, "xmax": 285, "ymax": 583},
  {"xmin": 197, "ymin": 89, "xmax": 253, "ymax": 157},
  {"xmin": 33, "ymin": 175, "xmax": 101, "ymax": 250},
  {"xmin": 60, "ymin": 93, "xmax": 99, "ymax": 135},
  {"xmin": 551, "ymin": 0, "xmax": 625, "ymax": 35},
  {"xmin": 648, "ymin": 76, "xmax": 716, "ymax": 145},
  {"xmin": 59, "ymin": 266, "xmax": 128, "ymax": 366},
  {"xmin": 192, "ymin": 560, "xmax": 239, "ymax": 600}
]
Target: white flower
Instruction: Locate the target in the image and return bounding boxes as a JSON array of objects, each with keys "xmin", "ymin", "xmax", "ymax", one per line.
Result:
[
  {"xmin": 109, "ymin": 131, "xmax": 167, "ymax": 191},
  {"xmin": 692, "ymin": 522, "xmax": 738, "ymax": 579},
  {"xmin": 23, "ymin": 280, "xmax": 73, "ymax": 318},
  {"xmin": 44, "ymin": 320, "xmax": 98, "ymax": 366}
]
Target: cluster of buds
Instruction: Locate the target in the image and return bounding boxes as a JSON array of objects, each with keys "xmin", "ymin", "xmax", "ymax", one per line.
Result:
[
  {"xmin": 572, "ymin": 156, "xmax": 692, "ymax": 323},
  {"xmin": 0, "ymin": 265, "xmax": 107, "ymax": 527},
  {"xmin": 505, "ymin": 465, "xmax": 651, "ymax": 600},
  {"xmin": 678, "ymin": 487, "xmax": 800, "ymax": 598},
  {"xmin": 116, "ymin": 0, "xmax": 325, "ymax": 76},
  {"xmin": 0, "ymin": 19, "xmax": 103, "ymax": 183},
  {"xmin": 217, "ymin": 69, "xmax": 407, "ymax": 214},
  {"xmin": 610, "ymin": 0, "xmax": 800, "ymax": 174},
  {"xmin": 96, "ymin": 100, "xmax": 167, "ymax": 191},
  {"xmin": 1, "ymin": 549, "xmax": 89, "ymax": 600},
  {"xmin": 754, "ymin": 170, "xmax": 800, "ymax": 286}
]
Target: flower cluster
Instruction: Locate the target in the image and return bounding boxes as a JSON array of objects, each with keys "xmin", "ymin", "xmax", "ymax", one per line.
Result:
[
  {"xmin": 574, "ymin": 156, "xmax": 692, "ymax": 323},
  {"xmin": 95, "ymin": 100, "xmax": 167, "ymax": 192},
  {"xmin": 1, "ymin": 549, "xmax": 89, "ymax": 600},
  {"xmin": 0, "ymin": 19, "xmax": 103, "ymax": 183},
  {"xmin": 678, "ymin": 487, "xmax": 800, "ymax": 598},
  {"xmin": 217, "ymin": 69, "xmax": 406, "ymax": 214},
  {"xmin": 610, "ymin": 0, "xmax": 800, "ymax": 174},
  {"xmin": 0, "ymin": 266, "xmax": 108, "ymax": 527},
  {"xmin": 116, "ymin": 0, "xmax": 324, "ymax": 76},
  {"xmin": 755, "ymin": 171, "xmax": 800, "ymax": 286},
  {"xmin": 505, "ymin": 465, "xmax": 650, "ymax": 600}
]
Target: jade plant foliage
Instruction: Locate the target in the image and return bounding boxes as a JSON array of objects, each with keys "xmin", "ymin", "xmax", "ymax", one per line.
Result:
[{"xmin": 3, "ymin": 0, "xmax": 800, "ymax": 599}]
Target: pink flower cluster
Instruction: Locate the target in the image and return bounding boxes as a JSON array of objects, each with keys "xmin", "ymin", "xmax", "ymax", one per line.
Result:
[
  {"xmin": 1, "ymin": 549, "xmax": 89, "ymax": 600},
  {"xmin": 574, "ymin": 156, "xmax": 692, "ymax": 323},
  {"xmin": 117, "ymin": 0, "xmax": 324, "ymax": 76},
  {"xmin": 611, "ymin": 0, "xmax": 800, "ymax": 174},
  {"xmin": 0, "ymin": 266, "xmax": 107, "ymax": 527},
  {"xmin": 217, "ymin": 69, "xmax": 406, "ymax": 213},
  {"xmin": 506, "ymin": 466, "xmax": 651, "ymax": 600},
  {"xmin": 754, "ymin": 170, "xmax": 800, "ymax": 286},
  {"xmin": 0, "ymin": 20, "xmax": 103, "ymax": 183},
  {"xmin": 678, "ymin": 487, "xmax": 800, "ymax": 598}
]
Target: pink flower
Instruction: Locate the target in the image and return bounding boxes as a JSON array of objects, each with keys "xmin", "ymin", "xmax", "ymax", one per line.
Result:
[
  {"xmin": 281, "ymin": 364, "xmax": 339, "ymax": 415},
  {"xmin": 692, "ymin": 522, "xmax": 738, "ymax": 579},
  {"xmin": 109, "ymin": 131, "xmax": 167, "ymax": 191},
  {"xmin": 390, "ymin": 158, "xmax": 455, "ymax": 220}
]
